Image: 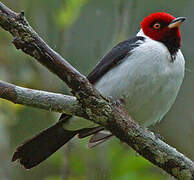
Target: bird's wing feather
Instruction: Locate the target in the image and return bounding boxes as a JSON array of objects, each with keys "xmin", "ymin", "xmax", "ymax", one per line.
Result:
[
  {"xmin": 87, "ymin": 36, "xmax": 145, "ymax": 84},
  {"xmin": 59, "ymin": 36, "xmax": 145, "ymax": 128}
]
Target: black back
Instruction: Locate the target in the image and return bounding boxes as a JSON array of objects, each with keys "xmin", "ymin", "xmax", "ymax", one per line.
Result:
[{"xmin": 87, "ymin": 36, "xmax": 145, "ymax": 84}]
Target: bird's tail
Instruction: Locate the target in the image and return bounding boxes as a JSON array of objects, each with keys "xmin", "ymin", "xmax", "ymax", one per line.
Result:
[
  {"xmin": 88, "ymin": 130, "xmax": 112, "ymax": 148},
  {"xmin": 11, "ymin": 119, "xmax": 107, "ymax": 169},
  {"xmin": 12, "ymin": 121, "xmax": 78, "ymax": 169}
]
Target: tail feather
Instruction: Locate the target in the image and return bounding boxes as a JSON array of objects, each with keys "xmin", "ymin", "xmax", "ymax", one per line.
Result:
[
  {"xmin": 12, "ymin": 117, "xmax": 112, "ymax": 168},
  {"xmin": 88, "ymin": 130, "xmax": 112, "ymax": 148},
  {"xmin": 78, "ymin": 126, "xmax": 104, "ymax": 138},
  {"xmin": 89, "ymin": 130, "xmax": 112, "ymax": 143},
  {"xmin": 12, "ymin": 121, "xmax": 78, "ymax": 169}
]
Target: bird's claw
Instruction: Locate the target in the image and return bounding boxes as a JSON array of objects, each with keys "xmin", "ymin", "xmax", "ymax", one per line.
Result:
[{"xmin": 155, "ymin": 133, "xmax": 164, "ymax": 140}]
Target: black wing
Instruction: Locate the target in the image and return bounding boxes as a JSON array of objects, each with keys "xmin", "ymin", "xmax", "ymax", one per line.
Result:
[
  {"xmin": 87, "ymin": 36, "xmax": 145, "ymax": 84},
  {"xmin": 59, "ymin": 36, "xmax": 144, "ymax": 122}
]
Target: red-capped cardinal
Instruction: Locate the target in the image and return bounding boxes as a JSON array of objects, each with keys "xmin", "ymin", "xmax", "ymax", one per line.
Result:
[{"xmin": 12, "ymin": 12, "xmax": 186, "ymax": 169}]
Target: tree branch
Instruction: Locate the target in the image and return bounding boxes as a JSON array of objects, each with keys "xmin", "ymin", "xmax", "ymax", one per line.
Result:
[
  {"xmin": 0, "ymin": 2, "xmax": 193, "ymax": 179},
  {"xmin": 0, "ymin": 80, "xmax": 83, "ymax": 115},
  {"xmin": 0, "ymin": 1, "xmax": 98, "ymax": 98}
]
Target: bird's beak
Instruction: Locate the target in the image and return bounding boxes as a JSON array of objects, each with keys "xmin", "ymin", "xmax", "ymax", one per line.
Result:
[{"xmin": 168, "ymin": 17, "xmax": 186, "ymax": 29}]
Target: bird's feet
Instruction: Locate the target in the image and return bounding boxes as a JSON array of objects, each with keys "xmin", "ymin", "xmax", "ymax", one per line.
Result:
[
  {"xmin": 108, "ymin": 96, "xmax": 126, "ymax": 107},
  {"xmin": 155, "ymin": 133, "xmax": 164, "ymax": 140}
]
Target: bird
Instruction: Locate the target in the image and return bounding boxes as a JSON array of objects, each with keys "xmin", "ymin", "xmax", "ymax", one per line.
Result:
[{"xmin": 12, "ymin": 12, "xmax": 186, "ymax": 169}]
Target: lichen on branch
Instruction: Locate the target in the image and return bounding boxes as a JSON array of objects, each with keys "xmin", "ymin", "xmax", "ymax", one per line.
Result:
[{"xmin": 0, "ymin": 2, "xmax": 193, "ymax": 179}]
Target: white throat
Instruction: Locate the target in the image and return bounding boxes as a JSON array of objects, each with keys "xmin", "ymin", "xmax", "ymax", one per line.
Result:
[{"xmin": 136, "ymin": 29, "xmax": 149, "ymax": 39}]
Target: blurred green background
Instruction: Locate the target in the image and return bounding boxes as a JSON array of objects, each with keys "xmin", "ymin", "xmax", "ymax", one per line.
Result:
[{"xmin": 0, "ymin": 0, "xmax": 193, "ymax": 180}]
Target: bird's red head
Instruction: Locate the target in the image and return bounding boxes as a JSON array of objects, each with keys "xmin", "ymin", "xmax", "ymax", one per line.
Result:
[{"xmin": 141, "ymin": 12, "xmax": 186, "ymax": 54}]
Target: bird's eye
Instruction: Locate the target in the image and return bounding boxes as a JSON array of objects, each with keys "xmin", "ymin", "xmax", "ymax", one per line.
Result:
[{"xmin": 153, "ymin": 23, "xmax": 161, "ymax": 29}]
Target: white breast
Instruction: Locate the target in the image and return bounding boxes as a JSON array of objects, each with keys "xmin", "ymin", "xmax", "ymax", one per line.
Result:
[{"xmin": 95, "ymin": 35, "xmax": 185, "ymax": 127}]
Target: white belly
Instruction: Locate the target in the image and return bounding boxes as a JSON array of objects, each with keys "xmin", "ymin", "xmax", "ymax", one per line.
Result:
[{"xmin": 95, "ymin": 39, "xmax": 185, "ymax": 127}]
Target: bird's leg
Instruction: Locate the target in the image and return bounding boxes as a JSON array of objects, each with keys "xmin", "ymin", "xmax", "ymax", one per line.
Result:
[
  {"xmin": 155, "ymin": 133, "xmax": 164, "ymax": 140},
  {"xmin": 108, "ymin": 96, "xmax": 126, "ymax": 107}
]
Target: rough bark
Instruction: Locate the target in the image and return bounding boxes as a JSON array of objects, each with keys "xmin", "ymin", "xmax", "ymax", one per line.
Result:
[{"xmin": 0, "ymin": 2, "xmax": 193, "ymax": 179}]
